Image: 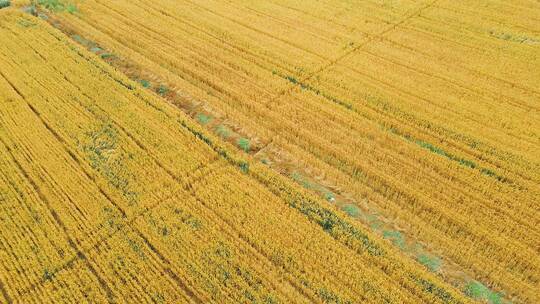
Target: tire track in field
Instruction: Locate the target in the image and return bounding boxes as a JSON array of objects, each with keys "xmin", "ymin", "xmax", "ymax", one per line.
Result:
[
  {"xmin": 0, "ymin": 138, "xmax": 116, "ymax": 303},
  {"xmin": 54, "ymin": 0, "xmax": 498, "ymax": 270},
  {"xmin": 63, "ymin": 0, "xmax": 539, "ymax": 186},
  {"xmin": 91, "ymin": 0, "xmax": 291, "ymax": 97},
  {"xmin": 0, "ymin": 71, "xmax": 117, "ymax": 302},
  {"xmin": 179, "ymin": 0, "xmax": 331, "ymax": 62},
  {"xmin": 76, "ymin": 0, "xmax": 536, "ymax": 184},
  {"xmin": 32, "ymin": 4, "xmax": 528, "ymax": 302},
  {"xmin": 372, "ymin": 36, "xmax": 540, "ymax": 110},
  {"xmin": 92, "ymin": 0, "xmax": 276, "ymax": 96},
  {"xmin": 338, "ymin": 60, "xmax": 539, "ymax": 155},
  {"xmin": 4, "ymin": 8, "xmax": 472, "ymax": 302},
  {"xmin": 90, "ymin": 0, "xmax": 526, "ymax": 190},
  {"xmin": 53, "ymin": 5, "xmax": 536, "ymax": 294},
  {"xmin": 266, "ymin": 0, "xmax": 441, "ymax": 103},
  {"xmin": 356, "ymin": 46, "xmax": 540, "ymax": 115},
  {"xmin": 4, "ymin": 30, "xmax": 309, "ymax": 302},
  {"xmin": 399, "ymin": 21, "xmax": 540, "ymax": 96},
  {"xmin": 121, "ymin": 0, "xmax": 305, "ymax": 83},
  {"xmin": 3, "ymin": 44, "xmax": 452, "ymax": 302},
  {"xmin": 432, "ymin": 3, "xmax": 540, "ymax": 35},
  {"xmin": 20, "ymin": 102, "xmax": 210, "ymax": 303},
  {"xmin": 0, "ymin": 64, "xmax": 210, "ymax": 302},
  {"xmin": 83, "ymin": 1, "xmax": 536, "ymax": 302}
]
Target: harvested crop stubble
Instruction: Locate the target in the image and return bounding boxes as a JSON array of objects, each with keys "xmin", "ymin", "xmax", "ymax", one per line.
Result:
[{"xmin": 0, "ymin": 11, "xmax": 471, "ymax": 303}]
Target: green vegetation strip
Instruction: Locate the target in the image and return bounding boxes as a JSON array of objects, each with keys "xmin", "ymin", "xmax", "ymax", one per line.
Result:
[
  {"xmin": 47, "ymin": 28, "xmax": 472, "ymax": 303},
  {"xmin": 31, "ymin": 0, "xmax": 78, "ymax": 13},
  {"xmin": 289, "ymin": 172, "xmax": 508, "ymax": 303}
]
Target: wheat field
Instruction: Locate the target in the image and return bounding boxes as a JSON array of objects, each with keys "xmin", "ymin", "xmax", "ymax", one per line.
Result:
[{"xmin": 1, "ymin": 1, "xmax": 539, "ymax": 303}]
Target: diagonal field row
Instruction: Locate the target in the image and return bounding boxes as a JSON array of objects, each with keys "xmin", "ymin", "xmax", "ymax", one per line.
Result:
[
  {"xmin": 36, "ymin": 0, "xmax": 540, "ymax": 303},
  {"xmin": 0, "ymin": 11, "xmax": 473, "ymax": 303}
]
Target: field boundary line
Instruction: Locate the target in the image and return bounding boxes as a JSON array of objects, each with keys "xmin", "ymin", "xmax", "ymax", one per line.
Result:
[
  {"xmin": 265, "ymin": 0, "xmax": 441, "ymax": 104},
  {"xmin": 398, "ymin": 23, "xmax": 540, "ymax": 96},
  {"xmin": 431, "ymin": 3, "xmax": 540, "ymax": 36},
  {"xmin": 0, "ymin": 135, "xmax": 116, "ymax": 302},
  {"xmin": 339, "ymin": 58, "xmax": 539, "ymax": 147},
  {"xmin": 0, "ymin": 64, "xmax": 214, "ymax": 302},
  {"xmin": 370, "ymin": 36, "xmax": 540, "ymax": 107},
  {"xmin": 0, "ymin": 72, "xmax": 118, "ymax": 301},
  {"xmin": 180, "ymin": 0, "xmax": 331, "ymax": 62},
  {"xmin": 356, "ymin": 47, "xmax": 540, "ymax": 113}
]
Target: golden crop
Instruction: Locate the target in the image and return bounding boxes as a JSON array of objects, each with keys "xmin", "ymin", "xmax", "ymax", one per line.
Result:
[
  {"xmin": 28, "ymin": 0, "xmax": 539, "ymax": 303},
  {"xmin": 0, "ymin": 10, "xmax": 477, "ymax": 303}
]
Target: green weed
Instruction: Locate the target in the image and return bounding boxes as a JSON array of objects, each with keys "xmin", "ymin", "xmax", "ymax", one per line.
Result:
[
  {"xmin": 33, "ymin": 0, "xmax": 64, "ymax": 12},
  {"xmin": 323, "ymin": 191, "xmax": 335, "ymax": 202},
  {"xmin": 65, "ymin": 3, "xmax": 77, "ymax": 14},
  {"xmin": 411, "ymin": 276, "xmax": 456, "ymax": 304},
  {"xmin": 417, "ymin": 254, "xmax": 442, "ymax": 272},
  {"xmin": 33, "ymin": 0, "xmax": 77, "ymax": 13},
  {"xmin": 290, "ymin": 199, "xmax": 384, "ymax": 256},
  {"xmin": 341, "ymin": 204, "xmax": 360, "ymax": 217},
  {"xmin": 43, "ymin": 268, "xmax": 55, "ymax": 281},
  {"xmin": 215, "ymin": 125, "xmax": 231, "ymax": 138},
  {"xmin": 100, "ymin": 53, "xmax": 115, "ymax": 60},
  {"xmin": 464, "ymin": 281, "xmax": 504, "ymax": 304},
  {"xmin": 156, "ymin": 84, "xmax": 169, "ymax": 96},
  {"xmin": 138, "ymin": 79, "xmax": 151, "ymax": 88},
  {"xmin": 383, "ymin": 230, "xmax": 406, "ymax": 249},
  {"xmin": 238, "ymin": 138, "xmax": 250, "ymax": 152},
  {"xmin": 239, "ymin": 161, "xmax": 249, "ymax": 173},
  {"xmin": 71, "ymin": 34, "xmax": 87, "ymax": 45},
  {"xmin": 196, "ymin": 113, "xmax": 212, "ymax": 125},
  {"xmin": 89, "ymin": 46, "xmax": 102, "ymax": 53},
  {"xmin": 0, "ymin": 0, "xmax": 10, "ymax": 9},
  {"xmin": 489, "ymin": 30, "xmax": 539, "ymax": 44}
]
